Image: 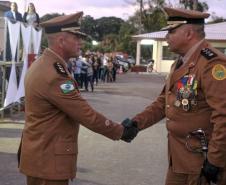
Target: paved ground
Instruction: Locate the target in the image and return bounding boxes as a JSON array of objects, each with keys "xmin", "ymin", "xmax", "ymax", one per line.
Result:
[{"xmin": 0, "ymin": 72, "xmax": 168, "ymax": 185}]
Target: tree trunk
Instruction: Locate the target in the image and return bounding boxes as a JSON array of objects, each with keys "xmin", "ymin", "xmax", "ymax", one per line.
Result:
[{"xmin": 193, "ymin": 0, "xmax": 198, "ymax": 10}]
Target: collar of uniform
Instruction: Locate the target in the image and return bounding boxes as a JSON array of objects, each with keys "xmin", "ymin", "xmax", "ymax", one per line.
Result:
[
  {"xmin": 182, "ymin": 39, "xmax": 205, "ymax": 64},
  {"xmin": 46, "ymin": 48, "xmax": 74, "ymax": 77},
  {"xmin": 46, "ymin": 48, "xmax": 67, "ymax": 65}
]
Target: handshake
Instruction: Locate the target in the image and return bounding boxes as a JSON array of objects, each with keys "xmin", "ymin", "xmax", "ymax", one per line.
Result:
[{"xmin": 121, "ymin": 118, "xmax": 139, "ymax": 143}]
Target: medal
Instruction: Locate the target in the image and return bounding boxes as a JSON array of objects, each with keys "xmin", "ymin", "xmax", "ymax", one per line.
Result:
[
  {"xmin": 182, "ymin": 88, "xmax": 191, "ymax": 99},
  {"xmin": 181, "ymin": 99, "xmax": 189, "ymax": 111},
  {"xmin": 174, "ymin": 100, "xmax": 181, "ymax": 107},
  {"xmin": 181, "ymin": 99, "xmax": 189, "ymax": 105},
  {"xmin": 191, "ymin": 99, "xmax": 197, "ymax": 106}
]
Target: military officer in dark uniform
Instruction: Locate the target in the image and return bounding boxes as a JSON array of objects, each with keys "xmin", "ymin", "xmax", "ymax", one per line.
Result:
[
  {"xmin": 123, "ymin": 7, "xmax": 226, "ymax": 185},
  {"xmin": 18, "ymin": 12, "xmax": 138, "ymax": 185}
]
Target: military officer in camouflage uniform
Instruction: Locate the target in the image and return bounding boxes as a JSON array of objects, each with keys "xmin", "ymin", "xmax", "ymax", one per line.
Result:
[
  {"xmin": 124, "ymin": 7, "xmax": 226, "ymax": 185},
  {"xmin": 18, "ymin": 12, "xmax": 138, "ymax": 185}
]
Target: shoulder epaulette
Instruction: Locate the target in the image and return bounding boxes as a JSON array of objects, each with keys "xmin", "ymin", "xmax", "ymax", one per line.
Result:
[
  {"xmin": 201, "ymin": 48, "xmax": 217, "ymax": 60},
  {"xmin": 54, "ymin": 62, "xmax": 68, "ymax": 76}
]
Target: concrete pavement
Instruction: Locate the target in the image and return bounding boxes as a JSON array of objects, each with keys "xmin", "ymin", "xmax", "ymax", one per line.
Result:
[{"xmin": 0, "ymin": 72, "xmax": 168, "ymax": 185}]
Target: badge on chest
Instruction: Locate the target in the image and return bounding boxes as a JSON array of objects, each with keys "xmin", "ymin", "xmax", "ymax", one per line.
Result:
[{"xmin": 174, "ymin": 74, "xmax": 198, "ymax": 111}]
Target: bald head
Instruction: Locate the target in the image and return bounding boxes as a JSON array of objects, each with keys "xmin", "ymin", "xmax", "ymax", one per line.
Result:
[{"xmin": 46, "ymin": 32, "xmax": 82, "ymax": 61}]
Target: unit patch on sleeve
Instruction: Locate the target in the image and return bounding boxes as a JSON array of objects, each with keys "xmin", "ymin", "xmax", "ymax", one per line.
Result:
[
  {"xmin": 212, "ymin": 64, "xmax": 226, "ymax": 80},
  {"xmin": 201, "ymin": 48, "xmax": 217, "ymax": 60},
  {"xmin": 54, "ymin": 62, "xmax": 68, "ymax": 76},
  {"xmin": 60, "ymin": 80, "xmax": 75, "ymax": 94}
]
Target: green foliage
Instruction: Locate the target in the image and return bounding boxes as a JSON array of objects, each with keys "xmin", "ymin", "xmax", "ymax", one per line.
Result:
[
  {"xmin": 117, "ymin": 22, "xmax": 138, "ymax": 57},
  {"xmin": 179, "ymin": 0, "xmax": 208, "ymax": 11},
  {"xmin": 95, "ymin": 17, "xmax": 125, "ymax": 41},
  {"xmin": 127, "ymin": 0, "xmax": 167, "ymax": 33},
  {"xmin": 80, "ymin": 15, "xmax": 98, "ymax": 40},
  {"xmin": 40, "ymin": 13, "xmax": 63, "ymax": 22},
  {"xmin": 142, "ymin": 8, "xmax": 166, "ymax": 32}
]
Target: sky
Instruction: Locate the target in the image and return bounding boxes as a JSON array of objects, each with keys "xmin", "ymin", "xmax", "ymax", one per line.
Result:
[{"xmin": 5, "ymin": 0, "xmax": 226, "ymax": 20}]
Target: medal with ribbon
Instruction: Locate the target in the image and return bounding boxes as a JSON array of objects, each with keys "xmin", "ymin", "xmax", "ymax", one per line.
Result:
[{"xmin": 174, "ymin": 74, "xmax": 198, "ymax": 111}]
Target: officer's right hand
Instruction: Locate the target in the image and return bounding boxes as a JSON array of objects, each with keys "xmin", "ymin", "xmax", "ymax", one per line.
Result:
[{"xmin": 121, "ymin": 118, "xmax": 139, "ymax": 143}]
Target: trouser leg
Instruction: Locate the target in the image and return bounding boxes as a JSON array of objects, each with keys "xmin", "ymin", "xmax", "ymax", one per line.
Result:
[
  {"xmin": 26, "ymin": 176, "xmax": 69, "ymax": 185},
  {"xmin": 165, "ymin": 166, "xmax": 208, "ymax": 185}
]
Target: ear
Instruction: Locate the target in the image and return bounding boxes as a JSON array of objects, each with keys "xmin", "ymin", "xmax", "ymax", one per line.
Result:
[
  {"xmin": 58, "ymin": 36, "xmax": 65, "ymax": 48},
  {"xmin": 186, "ymin": 28, "xmax": 194, "ymax": 40}
]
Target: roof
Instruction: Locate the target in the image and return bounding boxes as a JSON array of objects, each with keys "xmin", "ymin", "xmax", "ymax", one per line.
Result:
[
  {"xmin": 0, "ymin": 1, "xmax": 10, "ymax": 11},
  {"xmin": 132, "ymin": 22, "xmax": 226, "ymax": 41}
]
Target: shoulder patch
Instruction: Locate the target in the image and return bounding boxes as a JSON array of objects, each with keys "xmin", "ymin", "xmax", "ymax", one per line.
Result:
[
  {"xmin": 212, "ymin": 64, "xmax": 226, "ymax": 80},
  {"xmin": 54, "ymin": 62, "xmax": 68, "ymax": 76},
  {"xmin": 60, "ymin": 80, "xmax": 75, "ymax": 94},
  {"xmin": 201, "ymin": 48, "xmax": 217, "ymax": 60}
]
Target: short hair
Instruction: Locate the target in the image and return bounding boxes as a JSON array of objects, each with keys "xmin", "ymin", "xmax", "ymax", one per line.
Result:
[{"xmin": 190, "ymin": 24, "xmax": 205, "ymax": 38}]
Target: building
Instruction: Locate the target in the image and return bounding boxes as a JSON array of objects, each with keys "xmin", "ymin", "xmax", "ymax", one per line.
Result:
[
  {"xmin": 132, "ymin": 22, "xmax": 226, "ymax": 73},
  {"xmin": 0, "ymin": 1, "xmax": 10, "ymax": 53}
]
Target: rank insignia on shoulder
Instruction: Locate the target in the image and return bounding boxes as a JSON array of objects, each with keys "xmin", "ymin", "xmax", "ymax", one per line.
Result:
[
  {"xmin": 212, "ymin": 64, "xmax": 226, "ymax": 80},
  {"xmin": 201, "ymin": 48, "xmax": 217, "ymax": 60},
  {"xmin": 54, "ymin": 62, "xmax": 68, "ymax": 76},
  {"xmin": 60, "ymin": 80, "xmax": 75, "ymax": 94}
]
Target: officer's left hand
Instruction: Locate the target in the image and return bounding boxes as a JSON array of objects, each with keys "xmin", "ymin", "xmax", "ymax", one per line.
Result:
[
  {"xmin": 202, "ymin": 159, "xmax": 220, "ymax": 183},
  {"xmin": 121, "ymin": 118, "xmax": 139, "ymax": 143}
]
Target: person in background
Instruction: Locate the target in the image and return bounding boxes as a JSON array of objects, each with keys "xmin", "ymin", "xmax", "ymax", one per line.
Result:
[
  {"xmin": 23, "ymin": 3, "xmax": 40, "ymax": 27},
  {"xmin": 74, "ymin": 56, "xmax": 83, "ymax": 87},
  {"xmin": 92, "ymin": 55, "xmax": 99, "ymax": 85},
  {"xmin": 86, "ymin": 55, "xmax": 94, "ymax": 92},
  {"xmin": 4, "ymin": 2, "xmax": 23, "ymax": 23},
  {"xmin": 80, "ymin": 55, "xmax": 89, "ymax": 91},
  {"xmin": 107, "ymin": 58, "xmax": 114, "ymax": 82},
  {"xmin": 123, "ymin": 7, "xmax": 226, "ymax": 185},
  {"xmin": 18, "ymin": 12, "xmax": 138, "ymax": 185}
]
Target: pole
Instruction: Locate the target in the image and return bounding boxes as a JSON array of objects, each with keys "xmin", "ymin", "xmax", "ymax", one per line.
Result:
[
  {"xmin": 139, "ymin": 0, "xmax": 143, "ymax": 34},
  {"xmin": 24, "ymin": 0, "xmax": 27, "ymax": 12}
]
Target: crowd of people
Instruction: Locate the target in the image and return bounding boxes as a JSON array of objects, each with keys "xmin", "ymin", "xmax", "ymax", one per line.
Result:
[
  {"xmin": 68, "ymin": 52, "xmax": 120, "ymax": 92},
  {"xmin": 4, "ymin": 2, "xmax": 39, "ymax": 27}
]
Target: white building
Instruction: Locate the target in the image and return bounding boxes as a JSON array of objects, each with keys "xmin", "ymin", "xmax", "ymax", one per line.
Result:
[
  {"xmin": 132, "ymin": 22, "xmax": 226, "ymax": 73},
  {"xmin": 0, "ymin": 1, "xmax": 10, "ymax": 52}
]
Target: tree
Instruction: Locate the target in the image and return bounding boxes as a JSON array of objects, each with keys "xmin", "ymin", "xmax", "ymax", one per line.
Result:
[
  {"xmin": 95, "ymin": 17, "xmax": 125, "ymax": 41},
  {"xmin": 126, "ymin": 0, "xmax": 167, "ymax": 33},
  {"xmin": 117, "ymin": 22, "xmax": 137, "ymax": 56},
  {"xmin": 179, "ymin": 0, "xmax": 208, "ymax": 11},
  {"xmin": 80, "ymin": 15, "xmax": 98, "ymax": 40},
  {"xmin": 40, "ymin": 13, "xmax": 63, "ymax": 22}
]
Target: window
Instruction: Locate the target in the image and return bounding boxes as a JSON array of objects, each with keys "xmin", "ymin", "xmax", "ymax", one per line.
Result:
[
  {"xmin": 162, "ymin": 46, "xmax": 177, "ymax": 60},
  {"xmin": 216, "ymin": 47, "xmax": 226, "ymax": 55}
]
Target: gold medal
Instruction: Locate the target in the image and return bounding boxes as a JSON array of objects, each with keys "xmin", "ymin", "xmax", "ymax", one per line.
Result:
[
  {"xmin": 181, "ymin": 99, "xmax": 189, "ymax": 106},
  {"xmin": 174, "ymin": 100, "xmax": 181, "ymax": 107}
]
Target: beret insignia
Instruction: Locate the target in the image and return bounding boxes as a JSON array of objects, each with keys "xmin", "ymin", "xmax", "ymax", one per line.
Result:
[
  {"xmin": 212, "ymin": 64, "xmax": 226, "ymax": 80},
  {"xmin": 54, "ymin": 62, "xmax": 68, "ymax": 76},
  {"xmin": 201, "ymin": 48, "xmax": 217, "ymax": 60}
]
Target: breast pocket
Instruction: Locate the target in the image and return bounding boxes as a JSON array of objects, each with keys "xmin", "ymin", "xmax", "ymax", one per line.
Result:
[{"xmin": 54, "ymin": 142, "xmax": 77, "ymax": 173}]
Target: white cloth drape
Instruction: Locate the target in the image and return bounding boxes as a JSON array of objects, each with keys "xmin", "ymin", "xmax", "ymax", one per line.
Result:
[
  {"xmin": 7, "ymin": 20, "xmax": 20, "ymax": 61},
  {"xmin": 15, "ymin": 24, "xmax": 32, "ymax": 102},
  {"xmin": 4, "ymin": 20, "xmax": 20, "ymax": 107},
  {"xmin": 32, "ymin": 27, "xmax": 42, "ymax": 54},
  {"xmin": 4, "ymin": 21, "xmax": 42, "ymax": 107}
]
